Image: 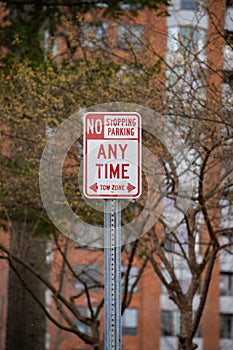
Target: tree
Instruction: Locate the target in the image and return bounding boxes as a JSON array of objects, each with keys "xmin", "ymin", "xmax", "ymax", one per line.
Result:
[
  {"xmin": 5, "ymin": 221, "xmax": 48, "ymax": 350},
  {"xmin": 0, "ymin": 1, "xmax": 157, "ymax": 343},
  {"xmin": 0, "ymin": 1, "xmax": 233, "ymax": 350},
  {"xmin": 0, "ymin": 53, "xmax": 156, "ymax": 349},
  {"xmin": 135, "ymin": 3, "xmax": 233, "ymax": 349},
  {"xmin": 0, "ymin": 0, "xmax": 169, "ymax": 64},
  {"xmin": 0, "ymin": 229, "xmax": 149, "ymax": 350}
]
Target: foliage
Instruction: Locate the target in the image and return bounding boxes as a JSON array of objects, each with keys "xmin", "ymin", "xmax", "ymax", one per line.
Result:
[
  {"xmin": 0, "ymin": 55, "xmax": 158, "ymax": 221},
  {"xmin": 0, "ymin": 2, "xmax": 233, "ymax": 350},
  {"xmin": 1, "ymin": 0, "xmax": 169, "ymax": 64}
]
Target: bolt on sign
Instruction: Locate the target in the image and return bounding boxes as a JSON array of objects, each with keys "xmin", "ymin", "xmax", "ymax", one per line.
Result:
[{"xmin": 83, "ymin": 112, "xmax": 142, "ymax": 199}]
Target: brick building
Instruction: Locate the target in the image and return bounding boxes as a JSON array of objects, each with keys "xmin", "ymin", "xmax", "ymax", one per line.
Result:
[
  {"xmin": 0, "ymin": 1, "xmax": 233, "ymax": 350},
  {"xmin": 46, "ymin": 1, "xmax": 233, "ymax": 349}
]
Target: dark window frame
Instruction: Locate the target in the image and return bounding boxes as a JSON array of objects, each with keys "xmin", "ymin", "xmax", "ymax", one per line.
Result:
[
  {"xmin": 179, "ymin": 26, "xmax": 206, "ymax": 53},
  {"xmin": 226, "ymin": 0, "xmax": 233, "ymax": 8},
  {"xmin": 220, "ymin": 272, "xmax": 233, "ymax": 296},
  {"xmin": 75, "ymin": 306, "xmax": 100, "ymax": 335},
  {"xmin": 117, "ymin": 24, "xmax": 143, "ymax": 50},
  {"xmin": 181, "ymin": 0, "xmax": 199, "ymax": 10},
  {"xmin": 161, "ymin": 310, "xmax": 201, "ymax": 337},
  {"xmin": 122, "ymin": 308, "xmax": 138, "ymax": 335},
  {"xmin": 80, "ymin": 21, "xmax": 108, "ymax": 49},
  {"xmin": 161, "ymin": 310, "xmax": 174, "ymax": 336},
  {"xmin": 220, "ymin": 314, "xmax": 233, "ymax": 338},
  {"xmin": 74, "ymin": 263, "xmax": 101, "ymax": 292}
]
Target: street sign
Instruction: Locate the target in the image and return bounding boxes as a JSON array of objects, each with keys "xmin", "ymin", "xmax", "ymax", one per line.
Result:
[{"xmin": 83, "ymin": 112, "xmax": 141, "ymax": 199}]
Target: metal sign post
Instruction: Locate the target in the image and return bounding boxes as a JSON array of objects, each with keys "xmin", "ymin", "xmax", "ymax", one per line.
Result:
[
  {"xmin": 83, "ymin": 111, "xmax": 141, "ymax": 350},
  {"xmin": 104, "ymin": 199, "xmax": 121, "ymax": 350}
]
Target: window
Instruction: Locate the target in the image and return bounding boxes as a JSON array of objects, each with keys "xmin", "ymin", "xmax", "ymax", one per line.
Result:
[
  {"xmin": 221, "ymin": 314, "xmax": 233, "ymax": 338},
  {"xmin": 221, "ymin": 234, "xmax": 233, "ymax": 255},
  {"xmin": 223, "ymin": 70, "xmax": 233, "ymax": 86},
  {"xmin": 43, "ymin": 29, "xmax": 58, "ymax": 57},
  {"xmin": 179, "ymin": 26, "xmax": 206, "ymax": 54},
  {"xmin": 75, "ymin": 306, "xmax": 99, "ymax": 334},
  {"xmin": 80, "ymin": 22, "xmax": 108, "ymax": 48},
  {"xmin": 162, "ymin": 310, "xmax": 202, "ymax": 337},
  {"xmin": 176, "ymin": 268, "xmax": 192, "ymax": 294},
  {"xmin": 161, "ymin": 266, "xmax": 192, "ymax": 295},
  {"xmin": 162, "ymin": 197, "xmax": 187, "ymax": 243},
  {"xmin": 166, "ymin": 26, "xmax": 206, "ymax": 108},
  {"xmin": 167, "ymin": 26, "xmax": 206, "ymax": 59},
  {"xmin": 181, "ymin": 0, "xmax": 199, "ymax": 10},
  {"xmin": 119, "ymin": 1, "xmax": 142, "ymax": 10},
  {"xmin": 226, "ymin": 1, "xmax": 233, "ymax": 7},
  {"xmin": 122, "ymin": 308, "xmax": 137, "ymax": 335},
  {"xmin": 74, "ymin": 264, "xmax": 101, "ymax": 291},
  {"xmin": 162, "ymin": 197, "xmax": 189, "ymax": 254},
  {"xmin": 225, "ymin": 30, "xmax": 233, "ymax": 46},
  {"xmin": 222, "ymin": 82, "xmax": 233, "ymax": 109},
  {"xmin": 161, "ymin": 310, "xmax": 180, "ymax": 336},
  {"xmin": 121, "ymin": 265, "xmax": 138, "ymax": 292},
  {"xmin": 80, "ymin": 1, "xmax": 141, "ymax": 10},
  {"xmin": 220, "ymin": 273, "xmax": 233, "ymax": 296},
  {"xmin": 163, "ymin": 224, "xmax": 189, "ymax": 254},
  {"xmin": 117, "ymin": 25, "xmax": 143, "ymax": 50},
  {"xmin": 162, "ymin": 233, "xmax": 175, "ymax": 252},
  {"xmin": 161, "ymin": 267, "xmax": 171, "ymax": 295},
  {"xmin": 220, "ymin": 198, "xmax": 233, "ymax": 227},
  {"xmin": 161, "ymin": 310, "xmax": 201, "ymax": 337}
]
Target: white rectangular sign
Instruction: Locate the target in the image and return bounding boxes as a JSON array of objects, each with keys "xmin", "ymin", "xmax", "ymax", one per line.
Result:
[{"xmin": 83, "ymin": 112, "xmax": 141, "ymax": 199}]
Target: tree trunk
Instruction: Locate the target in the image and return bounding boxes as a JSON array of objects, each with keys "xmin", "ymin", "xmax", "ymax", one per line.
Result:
[
  {"xmin": 178, "ymin": 308, "xmax": 198, "ymax": 350},
  {"xmin": 5, "ymin": 221, "xmax": 48, "ymax": 350},
  {"xmin": 94, "ymin": 341, "xmax": 104, "ymax": 350}
]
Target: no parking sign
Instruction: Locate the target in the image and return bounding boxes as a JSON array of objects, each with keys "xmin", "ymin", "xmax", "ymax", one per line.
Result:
[{"xmin": 83, "ymin": 112, "xmax": 141, "ymax": 199}]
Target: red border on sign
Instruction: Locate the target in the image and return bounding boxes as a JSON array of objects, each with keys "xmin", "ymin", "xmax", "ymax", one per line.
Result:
[{"xmin": 83, "ymin": 112, "xmax": 141, "ymax": 199}]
